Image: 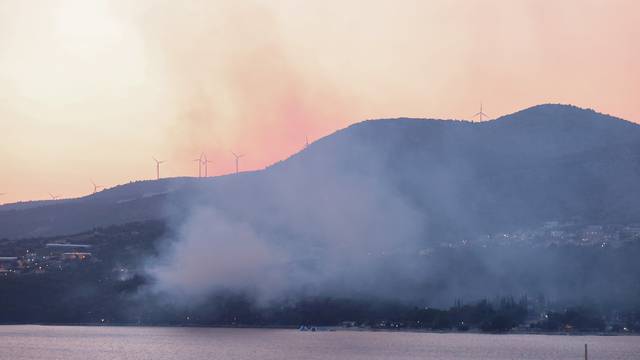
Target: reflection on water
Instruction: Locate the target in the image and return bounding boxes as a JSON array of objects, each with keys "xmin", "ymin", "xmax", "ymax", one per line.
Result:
[{"xmin": 1, "ymin": 325, "xmax": 638, "ymax": 360}]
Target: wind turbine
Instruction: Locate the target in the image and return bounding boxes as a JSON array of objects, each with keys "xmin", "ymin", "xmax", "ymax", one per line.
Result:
[
  {"xmin": 203, "ymin": 154, "xmax": 213, "ymax": 177},
  {"xmin": 90, "ymin": 179, "xmax": 103, "ymax": 194},
  {"xmin": 305, "ymin": 135, "xmax": 309, "ymax": 148},
  {"xmin": 193, "ymin": 153, "xmax": 203, "ymax": 178},
  {"xmin": 153, "ymin": 157, "xmax": 166, "ymax": 180},
  {"xmin": 231, "ymin": 151, "xmax": 245, "ymax": 174},
  {"xmin": 473, "ymin": 103, "xmax": 489, "ymax": 122},
  {"xmin": 48, "ymin": 192, "xmax": 59, "ymax": 200}
]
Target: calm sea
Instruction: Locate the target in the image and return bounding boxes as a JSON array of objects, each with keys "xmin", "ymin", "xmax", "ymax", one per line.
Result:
[{"xmin": 0, "ymin": 325, "xmax": 638, "ymax": 360}]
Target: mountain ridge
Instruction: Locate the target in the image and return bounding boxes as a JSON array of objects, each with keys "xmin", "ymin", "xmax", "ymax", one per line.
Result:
[{"xmin": 2, "ymin": 104, "xmax": 639, "ymax": 240}]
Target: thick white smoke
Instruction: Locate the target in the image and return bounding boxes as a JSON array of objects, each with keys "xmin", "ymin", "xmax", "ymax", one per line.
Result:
[
  {"xmin": 146, "ymin": 137, "xmax": 426, "ymax": 304},
  {"xmin": 147, "ymin": 206, "xmax": 289, "ymax": 303}
]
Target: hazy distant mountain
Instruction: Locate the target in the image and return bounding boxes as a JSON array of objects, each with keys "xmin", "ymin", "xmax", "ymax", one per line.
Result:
[{"xmin": 1, "ymin": 104, "xmax": 640, "ymax": 241}]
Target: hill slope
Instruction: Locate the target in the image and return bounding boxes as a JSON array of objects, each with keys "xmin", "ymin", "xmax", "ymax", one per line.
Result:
[{"xmin": 1, "ymin": 104, "xmax": 639, "ymax": 241}]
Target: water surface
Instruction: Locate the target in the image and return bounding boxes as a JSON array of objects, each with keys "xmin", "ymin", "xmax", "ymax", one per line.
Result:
[{"xmin": 1, "ymin": 325, "xmax": 637, "ymax": 360}]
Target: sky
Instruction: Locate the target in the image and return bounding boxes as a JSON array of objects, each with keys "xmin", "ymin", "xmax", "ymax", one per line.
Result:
[{"xmin": 0, "ymin": 0, "xmax": 638, "ymax": 203}]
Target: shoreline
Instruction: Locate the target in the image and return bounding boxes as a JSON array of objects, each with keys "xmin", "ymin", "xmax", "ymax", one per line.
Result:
[{"xmin": 1, "ymin": 323, "xmax": 636, "ymax": 336}]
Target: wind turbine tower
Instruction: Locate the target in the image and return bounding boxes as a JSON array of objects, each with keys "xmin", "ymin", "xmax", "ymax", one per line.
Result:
[
  {"xmin": 203, "ymin": 154, "xmax": 213, "ymax": 177},
  {"xmin": 90, "ymin": 179, "xmax": 103, "ymax": 194},
  {"xmin": 193, "ymin": 153, "xmax": 203, "ymax": 178},
  {"xmin": 473, "ymin": 103, "xmax": 489, "ymax": 122},
  {"xmin": 153, "ymin": 157, "xmax": 166, "ymax": 180},
  {"xmin": 231, "ymin": 152, "xmax": 245, "ymax": 174}
]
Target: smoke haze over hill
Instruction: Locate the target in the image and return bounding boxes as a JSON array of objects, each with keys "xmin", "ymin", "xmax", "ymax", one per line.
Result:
[{"xmin": 144, "ymin": 104, "xmax": 640, "ymax": 306}]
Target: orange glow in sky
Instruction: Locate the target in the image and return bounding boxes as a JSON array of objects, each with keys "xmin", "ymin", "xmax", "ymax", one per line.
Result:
[{"xmin": 0, "ymin": 0, "xmax": 638, "ymax": 203}]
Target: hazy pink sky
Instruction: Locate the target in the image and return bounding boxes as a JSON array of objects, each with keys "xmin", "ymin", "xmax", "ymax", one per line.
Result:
[{"xmin": 0, "ymin": 0, "xmax": 638, "ymax": 203}]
